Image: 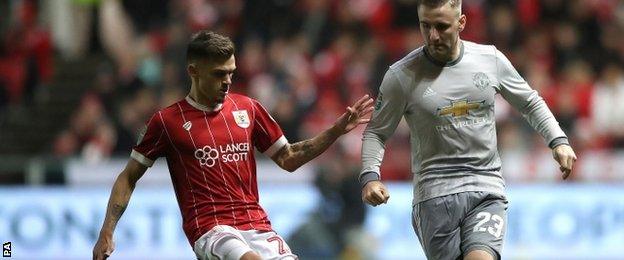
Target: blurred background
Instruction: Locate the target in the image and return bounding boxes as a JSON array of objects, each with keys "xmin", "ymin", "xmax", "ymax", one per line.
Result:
[{"xmin": 1, "ymin": 0, "xmax": 623, "ymax": 259}]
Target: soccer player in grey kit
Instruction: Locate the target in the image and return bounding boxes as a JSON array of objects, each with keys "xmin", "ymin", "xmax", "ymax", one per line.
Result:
[{"xmin": 359, "ymin": 0, "xmax": 577, "ymax": 259}]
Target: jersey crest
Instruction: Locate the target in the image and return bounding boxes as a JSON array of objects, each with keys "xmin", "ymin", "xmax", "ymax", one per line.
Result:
[
  {"xmin": 473, "ymin": 72, "xmax": 490, "ymax": 91},
  {"xmin": 232, "ymin": 110, "xmax": 250, "ymax": 128}
]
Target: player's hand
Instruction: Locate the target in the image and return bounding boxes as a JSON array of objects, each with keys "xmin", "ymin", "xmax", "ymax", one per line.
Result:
[
  {"xmin": 552, "ymin": 144, "xmax": 577, "ymax": 180},
  {"xmin": 93, "ymin": 235, "xmax": 114, "ymax": 260},
  {"xmin": 333, "ymin": 94, "xmax": 374, "ymax": 135},
  {"xmin": 362, "ymin": 180, "xmax": 390, "ymax": 206}
]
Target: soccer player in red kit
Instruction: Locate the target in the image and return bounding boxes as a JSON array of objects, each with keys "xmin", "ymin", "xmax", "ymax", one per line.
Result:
[{"xmin": 92, "ymin": 31, "xmax": 374, "ymax": 260}]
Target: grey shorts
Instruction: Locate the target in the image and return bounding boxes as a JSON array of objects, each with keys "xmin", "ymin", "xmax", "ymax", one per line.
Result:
[{"xmin": 412, "ymin": 191, "xmax": 508, "ymax": 260}]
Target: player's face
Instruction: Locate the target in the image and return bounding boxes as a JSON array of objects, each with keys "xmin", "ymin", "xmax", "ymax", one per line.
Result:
[
  {"xmin": 189, "ymin": 55, "xmax": 236, "ymax": 105},
  {"xmin": 418, "ymin": 3, "xmax": 466, "ymax": 62}
]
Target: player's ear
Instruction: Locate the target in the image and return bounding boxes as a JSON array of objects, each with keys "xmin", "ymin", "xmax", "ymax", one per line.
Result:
[
  {"xmin": 187, "ymin": 63, "xmax": 198, "ymax": 78},
  {"xmin": 458, "ymin": 14, "xmax": 466, "ymax": 32}
]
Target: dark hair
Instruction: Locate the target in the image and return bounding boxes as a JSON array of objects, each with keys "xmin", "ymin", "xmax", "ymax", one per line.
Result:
[
  {"xmin": 417, "ymin": 0, "xmax": 461, "ymax": 10},
  {"xmin": 186, "ymin": 30, "xmax": 235, "ymax": 63}
]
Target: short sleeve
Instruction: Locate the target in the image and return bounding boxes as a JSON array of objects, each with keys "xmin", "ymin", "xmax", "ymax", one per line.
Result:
[
  {"xmin": 251, "ymin": 100, "xmax": 287, "ymax": 157},
  {"xmin": 131, "ymin": 112, "xmax": 169, "ymax": 167}
]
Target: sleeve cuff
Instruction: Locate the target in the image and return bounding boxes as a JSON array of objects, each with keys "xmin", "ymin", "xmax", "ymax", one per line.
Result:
[
  {"xmin": 263, "ymin": 135, "xmax": 288, "ymax": 157},
  {"xmin": 131, "ymin": 150, "xmax": 155, "ymax": 167},
  {"xmin": 548, "ymin": 137, "xmax": 569, "ymax": 149},
  {"xmin": 359, "ymin": 171, "xmax": 380, "ymax": 189}
]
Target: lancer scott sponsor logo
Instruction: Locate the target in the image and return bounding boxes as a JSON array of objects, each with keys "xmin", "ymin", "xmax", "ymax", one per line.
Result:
[{"xmin": 194, "ymin": 143, "xmax": 250, "ymax": 167}]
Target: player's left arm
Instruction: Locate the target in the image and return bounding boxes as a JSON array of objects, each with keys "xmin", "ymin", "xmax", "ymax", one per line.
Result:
[
  {"xmin": 495, "ymin": 48, "xmax": 577, "ymax": 179},
  {"xmin": 271, "ymin": 95, "xmax": 374, "ymax": 172}
]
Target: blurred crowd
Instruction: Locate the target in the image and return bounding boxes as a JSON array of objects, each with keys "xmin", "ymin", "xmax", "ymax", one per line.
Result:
[
  {"xmin": 0, "ymin": 0, "xmax": 52, "ymax": 113},
  {"xmin": 1, "ymin": 0, "xmax": 624, "ymax": 180}
]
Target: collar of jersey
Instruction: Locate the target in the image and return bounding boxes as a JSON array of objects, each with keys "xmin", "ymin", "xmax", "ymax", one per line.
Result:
[
  {"xmin": 185, "ymin": 95, "xmax": 224, "ymax": 112},
  {"xmin": 423, "ymin": 40, "xmax": 465, "ymax": 67}
]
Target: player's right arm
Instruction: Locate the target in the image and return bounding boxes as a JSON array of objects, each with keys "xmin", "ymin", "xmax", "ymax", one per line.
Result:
[
  {"xmin": 360, "ymin": 68, "xmax": 406, "ymax": 206},
  {"xmin": 93, "ymin": 159, "xmax": 147, "ymax": 260},
  {"xmin": 93, "ymin": 112, "xmax": 165, "ymax": 260}
]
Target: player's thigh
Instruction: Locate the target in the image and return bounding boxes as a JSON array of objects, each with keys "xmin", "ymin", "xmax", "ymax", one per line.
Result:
[
  {"xmin": 194, "ymin": 225, "xmax": 254, "ymax": 260},
  {"xmin": 412, "ymin": 196, "xmax": 463, "ymax": 260},
  {"xmin": 243, "ymin": 230, "xmax": 297, "ymax": 260},
  {"xmin": 461, "ymin": 192, "xmax": 508, "ymax": 260}
]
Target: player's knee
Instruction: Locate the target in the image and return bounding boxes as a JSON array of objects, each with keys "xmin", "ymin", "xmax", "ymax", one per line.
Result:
[
  {"xmin": 239, "ymin": 251, "xmax": 262, "ymax": 260},
  {"xmin": 464, "ymin": 247, "xmax": 496, "ymax": 260}
]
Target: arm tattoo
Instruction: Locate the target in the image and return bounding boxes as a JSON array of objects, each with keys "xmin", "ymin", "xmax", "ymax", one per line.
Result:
[
  {"xmin": 98, "ymin": 165, "xmax": 145, "ymax": 237},
  {"xmin": 293, "ymin": 141, "xmax": 315, "ymax": 157},
  {"xmin": 280, "ymin": 128, "xmax": 339, "ymax": 170},
  {"xmin": 111, "ymin": 203, "xmax": 127, "ymax": 220}
]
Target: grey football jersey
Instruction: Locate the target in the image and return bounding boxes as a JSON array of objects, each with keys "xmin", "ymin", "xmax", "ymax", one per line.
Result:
[{"xmin": 360, "ymin": 41, "xmax": 567, "ymax": 204}]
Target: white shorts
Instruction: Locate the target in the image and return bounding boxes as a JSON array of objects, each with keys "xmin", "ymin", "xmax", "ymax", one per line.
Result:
[{"xmin": 194, "ymin": 225, "xmax": 298, "ymax": 260}]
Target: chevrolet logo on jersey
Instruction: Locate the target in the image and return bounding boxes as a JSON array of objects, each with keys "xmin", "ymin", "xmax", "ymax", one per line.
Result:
[{"xmin": 438, "ymin": 100, "xmax": 483, "ymax": 117}]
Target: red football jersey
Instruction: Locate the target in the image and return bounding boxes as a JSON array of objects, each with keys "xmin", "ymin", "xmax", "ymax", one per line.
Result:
[{"xmin": 131, "ymin": 94, "xmax": 287, "ymax": 245}]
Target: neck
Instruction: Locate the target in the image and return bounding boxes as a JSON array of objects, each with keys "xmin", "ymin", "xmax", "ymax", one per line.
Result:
[
  {"xmin": 449, "ymin": 39, "xmax": 462, "ymax": 61},
  {"xmin": 427, "ymin": 39, "xmax": 463, "ymax": 66},
  {"xmin": 189, "ymin": 84, "xmax": 219, "ymax": 109}
]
